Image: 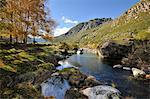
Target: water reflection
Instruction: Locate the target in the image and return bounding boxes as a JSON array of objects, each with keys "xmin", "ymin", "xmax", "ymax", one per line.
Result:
[{"xmin": 67, "ymin": 53, "xmax": 150, "ymax": 99}]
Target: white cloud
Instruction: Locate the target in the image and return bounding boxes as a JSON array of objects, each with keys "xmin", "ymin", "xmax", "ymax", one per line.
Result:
[
  {"xmin": 54, "ymin": 27, "xmax": 71, "ymax": 37},
  {"xmin": 62, "ymin": 16, "xmax": 79, "ymax": 24},
  {"xmin": 53, "ymin": 16, "xmax": 78, "ymax": 37}
]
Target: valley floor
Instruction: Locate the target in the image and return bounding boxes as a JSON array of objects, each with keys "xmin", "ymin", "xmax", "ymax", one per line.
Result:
[{"xmin": 0, "ymin": 40, "xmax": 149, "ymax": 98}]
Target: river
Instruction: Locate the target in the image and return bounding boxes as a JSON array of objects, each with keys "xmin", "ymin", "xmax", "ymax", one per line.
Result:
[{"xmin": 66, "ymin": 53, "xmax": 149, "ymax": 99}]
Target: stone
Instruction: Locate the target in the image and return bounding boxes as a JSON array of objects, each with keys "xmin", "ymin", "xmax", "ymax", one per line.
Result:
[
  {"xmin": 86, "ymin": 75, "xmax": 96, "ymax": 80},
  {"xmin": 123, "ymin": 67, "xmax": 131, "ymax": 70},
  {"xmin": 77, "ymin": 50, "xmax": 81, "ymax": 55},
  {"xmin": 84, "ymin": 76, "xmax": 101, "ymax": 87},
  {"xmin": 77, "ymin": 49, "xmax": 83, "ymax": 55},
  {"xmin": 145, "ymin": 74, "xmax": 150, "ymax": 79},
  {"xmin": 65, "ymin": 88, "xmax": 88, "ymax": 99},
  {"xmin": 81, "ymin": 85, "xmax": 121, "ymax": 99},
  {"xmin": 41, "ymin": 76, "xmax": 70, "ymax": 99},
  {"xmin": 51, "ymin": 72, "xmax": 59, "ymax": 76},
  {"xmin": 132, "ymin": 68, "xmax": 146, "ymax": 77},
  {"xmin": 100, "ymin": 41, "xmax": 130, "ymax": 59},
  {"xmin": 58, "ymin": 60, "xmax": 65, "ymax": 65},
  {"xmin": 121, "ymin": 58, "xmax": 129, "ymax": 64},
  {"xmin": 113, "ymin": 64, "xmax": 123, "ymax": 68}
]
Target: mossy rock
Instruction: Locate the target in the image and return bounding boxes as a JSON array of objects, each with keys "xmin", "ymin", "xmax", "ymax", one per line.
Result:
[
  {"xmin": 65, "ymin": 88, "xmax": 88, "ymax": 99},
  {"xmin": 58, "ymin": 68, "xmax": 87, "ymax": 88}
]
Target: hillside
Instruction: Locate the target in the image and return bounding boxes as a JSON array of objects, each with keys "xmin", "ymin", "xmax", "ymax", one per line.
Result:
[
  {"xmin": 54, "ymin": 0, "xmax": 150, "ymax": 48},
  {"xmin": 54, "ymin": 18, "xmax": 112, "ymax": 42}
]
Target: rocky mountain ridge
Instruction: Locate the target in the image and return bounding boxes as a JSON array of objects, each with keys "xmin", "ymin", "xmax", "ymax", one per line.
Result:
[
  {"xmin": 115, "ymin": 0, "xmax": 150, "ymax": 25},
  {"xmin": 54, "ymin": 0, "xmax": 150, "ymax": 48},
  {"xmin": 54, "ymin": 18, "xmax": 112, "ymax": 40}
]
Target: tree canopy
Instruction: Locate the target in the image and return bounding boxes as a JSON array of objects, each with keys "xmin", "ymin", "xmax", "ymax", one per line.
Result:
[{"xmin": 0, "ymin": 0, "xmax": 55, "ymax": 43}]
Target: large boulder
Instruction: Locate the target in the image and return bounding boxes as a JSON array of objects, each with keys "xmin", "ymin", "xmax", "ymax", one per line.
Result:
[
  {"xmin": 100, "ymin": 41, "xmax": 130, "ymax": 59},
  {"xmin": 81, "ymin": 85, "xmax": 121, "ymax": 99},
  {"xmin": 41, "ymin": 76, "xmax": 71, "ymax": 99},
  {"xmin": 59, "ymin": 68, "xmax": 101, "ymax": 89},
  {"xmin": 59, "ymin": 68, "xmax": 87, "ymax": 88}
]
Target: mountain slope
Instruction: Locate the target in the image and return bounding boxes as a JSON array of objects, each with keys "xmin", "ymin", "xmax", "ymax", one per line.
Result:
[
  {"xmin": 54, "ymin": 0, "xmax": 150, "ymax": 48},
  {"xmin": 54, "ymin": 18, "xmax": 112, "ymax": 42}
]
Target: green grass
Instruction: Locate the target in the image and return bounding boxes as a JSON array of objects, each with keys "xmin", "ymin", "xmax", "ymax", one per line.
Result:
[{"xmin": 0, "ymin": 44, "xmax": 62, "ymax": 98}]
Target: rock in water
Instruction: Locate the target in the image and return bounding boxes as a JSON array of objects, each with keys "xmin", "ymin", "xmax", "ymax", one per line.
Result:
[
  {"xmin": 123, "ymin": 67, "xmax": 131, "ymax": 70},
  {"xmin": 113, "ymin": 64, "xmax": 123, "ymax": 68},
  {"xmin": 77, "ymin": 50, "xmax": 83, "ymax": 55},
  {"xmin": 58, "ymin": 60, "xmax": 65, "ymax": 65},
  {"xmin": 77, "ymin": 50, "xmax": 81, "ymax": 55},
  {"xmin": 41, "ymin": 76, "xmax": 70, "ymax": 99},
  {"xmin": 132, "ymin": 68, "xmax": 146, "ymax": 77},
  {"xmin": 100, "ymin": 41, "xmax": 129, "ymax": 59},
  {"xmin": 81, "ymin": 85, "xmax": 121, "ymax": 99}
]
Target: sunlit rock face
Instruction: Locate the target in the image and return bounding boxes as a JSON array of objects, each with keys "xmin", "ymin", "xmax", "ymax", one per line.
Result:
[
  {"xmin": 132, "ymin": 68, "xmax": 146, "ymax": 77},
  {"xmin": 41, "ymin": 76, "xmax": 70, "ymax": 99},
  {"xmin": 81, "ymin": 85, "xmax": 121, "ymax": 99}
]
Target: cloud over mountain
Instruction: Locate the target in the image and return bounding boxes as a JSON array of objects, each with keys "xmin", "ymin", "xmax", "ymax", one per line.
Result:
[{"xmin": 62, "ymin": 16, "xmax": 79, "ymax": 25}]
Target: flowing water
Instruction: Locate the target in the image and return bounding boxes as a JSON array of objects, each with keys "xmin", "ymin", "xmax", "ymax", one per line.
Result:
[{"xmin": 66, "ymin": 53, "xmax": 150, "ymax": 99}]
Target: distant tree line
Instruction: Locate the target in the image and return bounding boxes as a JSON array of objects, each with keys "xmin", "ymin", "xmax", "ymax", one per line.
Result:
[{"xmin": 0, "ymin": 0, "xmax": 55, "ymax": 44}]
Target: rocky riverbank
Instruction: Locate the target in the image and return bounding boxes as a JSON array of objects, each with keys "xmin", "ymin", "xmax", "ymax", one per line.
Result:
[
  {"xmin": 0, "ymin": 43, "xmax": 121, "ymax": 99},
  {"xmin": 41, "ymin": 66, "xmax": 121, "ymax": 99},
  {"xmin": 99, "ymin": 39, "xmax": 150, "ymax": 80}
]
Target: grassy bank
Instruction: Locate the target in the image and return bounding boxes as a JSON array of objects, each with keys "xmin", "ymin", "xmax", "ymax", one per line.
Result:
[{"xmin": 0, "ymin": 43, "xmax": 63, "ymax": 98}]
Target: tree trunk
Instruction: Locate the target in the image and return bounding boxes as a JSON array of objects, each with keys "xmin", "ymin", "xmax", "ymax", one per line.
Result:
[
  {"xmin": 23, "ymin": 34, "xmax": 28, "ymax": 44},
  {"xmin": 10, "ymin": 35, "xmax": 12, "ymax": 44},
  {"xmin": 15, "ymin": 36, "xmax": 18, "ymax": 43},
  {"xmin": 33, "ymin": 36, "xmax": 36, "ymax": 44},
  {"xmin": 0, "ymin": 36, "xmax": 2, "ymax": 40}
]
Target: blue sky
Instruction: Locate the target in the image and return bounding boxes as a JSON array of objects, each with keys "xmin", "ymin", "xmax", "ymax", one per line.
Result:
[{"xmin": 46, "ymin": 0, "xmax": 139, "ymax": 36}]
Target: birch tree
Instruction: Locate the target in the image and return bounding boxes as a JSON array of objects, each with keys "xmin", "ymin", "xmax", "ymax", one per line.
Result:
[{"xmin": 0, "ymin": 0, "xmax": 55, "ymax": 43}]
